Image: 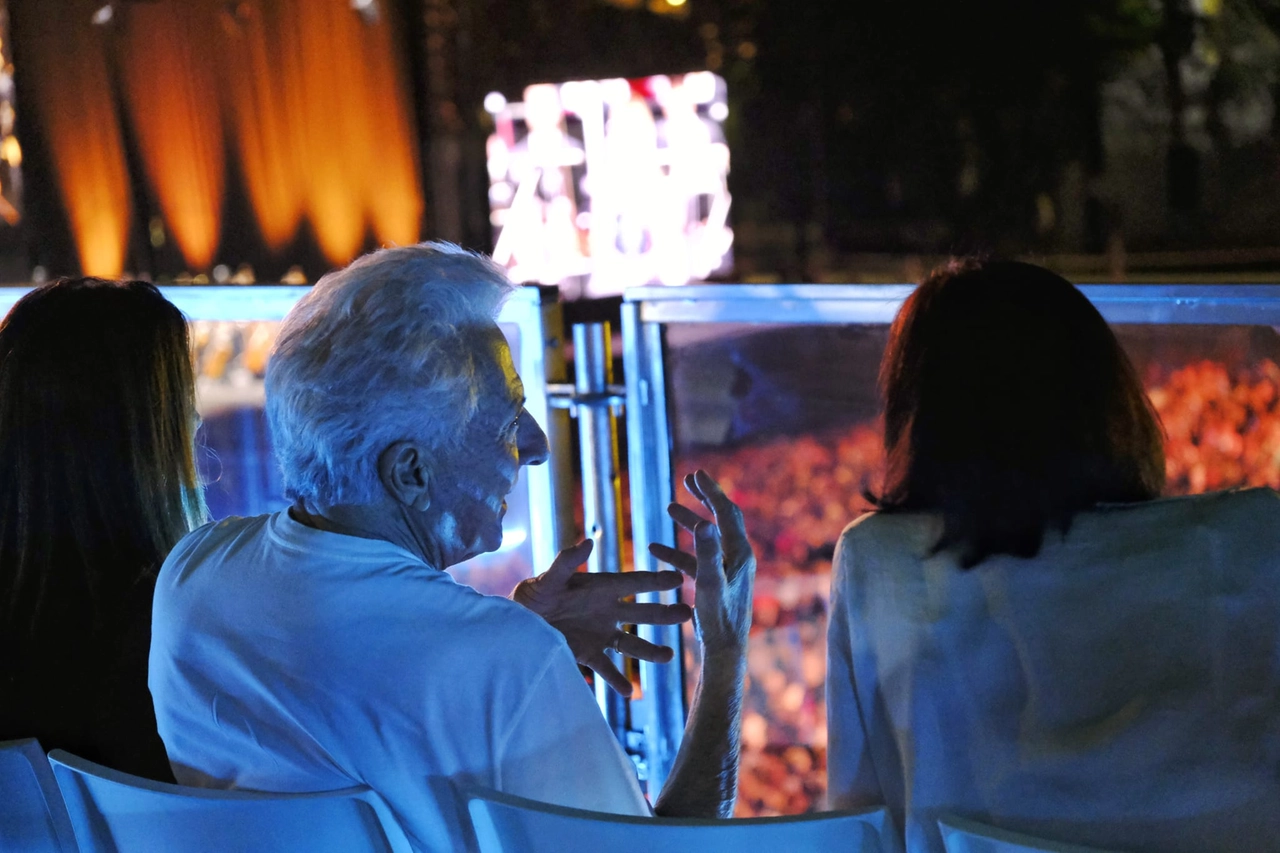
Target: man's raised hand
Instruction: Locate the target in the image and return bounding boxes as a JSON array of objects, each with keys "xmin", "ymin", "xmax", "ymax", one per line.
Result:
[
  {"xmin": 512, "ymin": 538, "xmax": 693, "ymax": 696},
  {"xmin": 648, "ymin": 470, "xmax": 755, "ymax": 656}
]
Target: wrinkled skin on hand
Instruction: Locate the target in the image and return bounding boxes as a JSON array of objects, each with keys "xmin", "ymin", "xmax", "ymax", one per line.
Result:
[
  {"xmin": 649, "ymin": 470, "xmax": 756, "ymax": 657},
  {"xmin": 512, "ymin": 538, "xmax": 693, "ymax": 696},
  {"xmin": 646, "ymin": 469, "xmax": 755, "ymax": 818}
]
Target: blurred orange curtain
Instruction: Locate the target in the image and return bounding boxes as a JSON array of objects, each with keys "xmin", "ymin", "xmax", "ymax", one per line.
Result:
[
  {"xmin": 276, "ymin": 0, "xmax": 422, "ymax": 265},
  {"xmin": 355, "ymin": 7, "xmax": 423, "ymax": 249},
  {"xmin": 118, "ymin": 0, "xmax": 225, "ymax": 272},
  {"xmin": 280, "ymin": 0, "xmax": 367, "ymax": 265},
  {"xmin": 216, "ymin": 1, "xmax": 304, "ymax": 251},
  {"xmin": 21, "ymin": 0, "xmax": 131, "ymax": 276}
]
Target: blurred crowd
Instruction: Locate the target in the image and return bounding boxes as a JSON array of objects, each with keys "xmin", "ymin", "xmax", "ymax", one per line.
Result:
[{"xmin": 680, "ymin": 356, "xmax": 1280, "ymax": 816}]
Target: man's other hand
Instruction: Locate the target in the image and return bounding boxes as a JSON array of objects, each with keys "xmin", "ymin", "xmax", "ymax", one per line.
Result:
[
  {"xmin": 648, "ymin": 470, "xmax": 755, "ymax": 657},
  {"xmin": 512, "ymin": 539, "xmax": 692, "ymax": 697}
]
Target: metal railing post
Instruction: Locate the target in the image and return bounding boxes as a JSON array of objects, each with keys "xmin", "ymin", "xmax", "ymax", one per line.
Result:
[{"xmin": 571, "ymin": 323, "xmax": 631, "ymax": 747}]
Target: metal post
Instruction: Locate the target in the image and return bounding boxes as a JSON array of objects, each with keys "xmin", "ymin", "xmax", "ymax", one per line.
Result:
[
  {"xmin": 621, "ymin": 302, "xmax": 685, "ymax": 793},
  {"xmin": 572, "ymin": 322, "xmax": 630, "ymax": 744}
]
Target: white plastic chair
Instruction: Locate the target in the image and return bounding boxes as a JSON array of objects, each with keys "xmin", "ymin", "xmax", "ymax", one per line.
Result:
[
  {"xmin": 464, "ymin": 785, "xmax": 904, "ymax": 853},
  {"xmin": 938, "ymin": 814, "xmax": 1121, "ymax": 853},
  {"xmin": 47, "ymin": 750, "xmax": 412, "ymax": 853},
  {"xmin": 0, "ymin": 739, "xmax": 78, "ymax": 852}
]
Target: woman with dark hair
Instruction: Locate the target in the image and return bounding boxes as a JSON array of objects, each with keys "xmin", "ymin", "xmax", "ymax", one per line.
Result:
[
  {"xmin": 827, "ymin": 260, "xmax": 1280, "ymax": 851},
  {"xmin": 0, "ymin": 278, "xmax": 205, "ymax": 781}
]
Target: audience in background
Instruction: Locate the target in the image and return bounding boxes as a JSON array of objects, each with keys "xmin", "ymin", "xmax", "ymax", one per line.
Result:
[
  {"xmin": 0, "ymin": 278, "xmax": 206, "ymax": 781},
  {"xmin": 827, "ymin": 259, "xmax": 1280, "ymax": 852}
]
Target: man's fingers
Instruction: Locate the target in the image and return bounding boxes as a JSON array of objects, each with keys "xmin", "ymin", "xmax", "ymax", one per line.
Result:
[
  {"xmin": 544, "ymin": 538, "xmax": 594, "ymax": 582},
  {"xmin": 576, "ymin": 568, "xmax": 685, "ymax": 597},
  {"xmin": 692, "ymin": 470, "xmax": 743, "ymax": 531},
  {"xmin": 648, "ymin": 543, "xmax": 697, "ymax": 577},
  {"xmin": 614, "ymin": 632, "xmax": 675, "ymax": 664},
  {"xmin": 615, "ymin": 601, "xmax": 692, "ymax": 626},
  {"xmin": 667, "ymin": 502, "xmax": 706, "ymax": 533},
  {"xmin": 586, "ymin": 654, "xmax": 633, "ymax": 697},
  {"xmin": 684, "ymin": 472, "xmax": 708, "ymax": 504},
  {"xmin": 694, "ymin": 522, "xmax": 726, "ymax": 592},
  {"xmin": 688, "ymin": 471, "xmax": 725, "ymax": 522}
]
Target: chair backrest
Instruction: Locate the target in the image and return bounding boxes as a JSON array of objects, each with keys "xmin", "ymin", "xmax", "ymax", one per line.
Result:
[
  {"xmin": 0, "ymin": 739, "xmax": 78, "ymax": 853},
  {"xmin": 938, "ymin": 815, "xmax": 1121, "ymax": 853},
  {"xmin": 464, "ymin": 785, "xmax": 904, "ymax": 853},
  {"xmin": 47, "ymin": 750, "xmax": 413, "ymax": 853}
]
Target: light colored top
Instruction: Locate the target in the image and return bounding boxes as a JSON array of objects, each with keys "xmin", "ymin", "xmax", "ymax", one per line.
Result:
[
  {"xmin": 149, "ymin": 512, "xmax": 649, "ymax": 852},
  {"xmin": 827, "ymin": 488, "xmax": 1280, "ymax": 853}
]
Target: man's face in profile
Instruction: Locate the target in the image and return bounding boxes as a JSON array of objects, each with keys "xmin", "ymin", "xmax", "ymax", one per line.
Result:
[{"xmin": 424, "ymin": 326, "xmax": 549, "ymax": 566}]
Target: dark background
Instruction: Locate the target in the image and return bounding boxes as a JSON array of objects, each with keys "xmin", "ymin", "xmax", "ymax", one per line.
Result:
[{"xmin": 10, "ymin": 0, "xmax": 1280, "ymax": 283}]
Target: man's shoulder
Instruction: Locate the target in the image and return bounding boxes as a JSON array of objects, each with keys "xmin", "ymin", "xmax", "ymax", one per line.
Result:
[
  {"xmin": 435, "ymin": 583, "xmax": 569, "ymax": 652},
  {"xmin": 369, "ymin": 582, "xmax": 577, "ymax": 715},
  {"xmin": 158, "ymin": 514, "xmax": 273, "ymax": 582},
  {"xmin": 185, "ymin": 513, "xmax": 272, "ymax": 546}
]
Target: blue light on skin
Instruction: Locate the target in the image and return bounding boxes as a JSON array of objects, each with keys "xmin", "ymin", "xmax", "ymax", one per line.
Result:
[{"xmin": 288, "ymin": 325, "xmax": 549, "ymax": 572}]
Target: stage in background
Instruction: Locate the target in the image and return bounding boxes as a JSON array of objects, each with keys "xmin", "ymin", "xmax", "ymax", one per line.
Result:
[{"xmin": 486, "ymin": 73, "xmax": 732, "ymax": 298}]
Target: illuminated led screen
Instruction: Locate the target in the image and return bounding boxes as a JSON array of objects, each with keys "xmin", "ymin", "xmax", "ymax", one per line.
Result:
[{"xmin": 485, "ymin": 73, "xmax": 733, "ymax": 298}]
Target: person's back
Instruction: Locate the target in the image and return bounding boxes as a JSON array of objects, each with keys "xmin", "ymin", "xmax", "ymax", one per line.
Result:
[
  {"xmin": 150, "ymin": 513, "xmax": 652, "ymax": 852},
  {"xmin": 828, "ymin": 487, "xmax": 1280, "ymax": 852},
  {"xmin": 2, "ymin": 572, "xmax": 170, "ymax": 779},
  {"xmin": 0, "ymin": 279, "xmax": 203, "ymax": 781}
]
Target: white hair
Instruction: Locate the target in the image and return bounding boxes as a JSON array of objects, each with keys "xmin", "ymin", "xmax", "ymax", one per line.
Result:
[{"xmin": 266, "ymin": 242, "xmax": 516, "ymax": 506}]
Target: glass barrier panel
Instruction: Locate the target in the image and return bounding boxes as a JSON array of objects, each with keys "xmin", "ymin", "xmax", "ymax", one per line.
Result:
[{"xmin": 663, "ymin": 320, "xmax": 1280, "ymax": 816}]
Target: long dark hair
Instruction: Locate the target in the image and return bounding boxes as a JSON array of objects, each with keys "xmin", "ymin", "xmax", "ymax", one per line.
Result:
[
  {"xmin": 872, "ymin": 259, "xmax": 1165, "ymax": 567},
  {"xmin": 0, "ymin": 278, "xmax": 206, "ymax": 646}
]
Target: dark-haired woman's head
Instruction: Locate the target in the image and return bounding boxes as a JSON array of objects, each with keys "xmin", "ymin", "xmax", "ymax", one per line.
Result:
[
  {"xmin": 875, "ymin": 259, "xmax": 1165, "ymax": 567},
  {"xmin": 0, "ymin": 278, "xmax": 206, "ymax": 639}
]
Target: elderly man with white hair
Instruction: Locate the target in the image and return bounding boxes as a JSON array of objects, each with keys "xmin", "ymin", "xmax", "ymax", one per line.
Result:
[{"xmin": 149, "ymin": 242, "xmax": 755, "ymax": 851}]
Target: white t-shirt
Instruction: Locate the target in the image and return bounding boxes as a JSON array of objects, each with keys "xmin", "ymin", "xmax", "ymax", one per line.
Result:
[
  {"xmin": 149, "ymin": 512, "xmax": 649, "ymax": 852},
  {"xmin": 827, "ymin": 488, "xmax": 1280, "ymax": 853}
]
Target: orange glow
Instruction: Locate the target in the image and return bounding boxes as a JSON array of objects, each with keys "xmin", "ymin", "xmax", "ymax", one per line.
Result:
[
  {"xmin": 277, "ymin": 0, "xmax": 422, "ymax": 264},
  {"xmin": 296, "ymin": 0, "xmax": 417, "ymax": 261},
  {"xmin": 291, "ymin": 0, "xmax": 366, "ymax": 263},
  {"xmin": 22, "ymin": 0, "xmax": 423, "ymax": 274},
  {"xmin": 214, "ymin": 0, "xmax": 424, "ymax": 265},
  {"xmin": 357, "ymin": 7, "xmax": 424, "ymax": 248},
  {"xmin": 119, "ymin": 1, "xmax": 225, "ymax": 271},
  {"xmin": 22, "ymin": 0, "xmax": 131, "ymax": 276},
  {"xmin": 217, "ymin": 2, "xmax": 304, "ymax": 251}
]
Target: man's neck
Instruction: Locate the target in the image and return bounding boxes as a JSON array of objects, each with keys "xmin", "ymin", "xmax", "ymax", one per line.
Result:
[{"xmin": 288, "ymin": 500, "xmax": 446, "ymax": 568}]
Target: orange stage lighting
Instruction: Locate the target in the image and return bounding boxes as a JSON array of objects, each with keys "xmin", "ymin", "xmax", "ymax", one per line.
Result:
[
  {"xmin": 218, "ymin": 1, "xmax": 305, "ymax": 252},
  {"xmin": 22, "ymin": 0, "xmax": 131, "ymax": 277},
  {"xmin": 357, "ymin": 8, "xmax": 424, "ymax": 249},
  {"xmin": 23, "ymin": 0, "xmax": 422, "ymax": 275},
  {"xmin": 119, "ymin": 0, "xmax": 225, "ymax": 271},
  {"xmin": 277, "ymin": 0, "xmax": 422, "ymax": 265}
]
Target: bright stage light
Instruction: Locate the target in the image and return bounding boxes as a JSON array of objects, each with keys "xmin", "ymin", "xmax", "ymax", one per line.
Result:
[
  {"xmin": 483, "ymin": 91, "xmax": 508, "ymax": 115},
  {"xmin": 486, "ymin": 72, "xmax": 733, "ymax": 297}
]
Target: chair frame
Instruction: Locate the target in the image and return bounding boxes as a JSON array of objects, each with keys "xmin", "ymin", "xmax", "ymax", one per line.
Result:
[
  {"xmin": 47, "ymin": 749, "xmax": 413, "ymax": 853},
  {"xmin": 0, "ymin": 738, "xmax": 78, "ymax": 852},
  {"xmin": 463, "ymin": 783, "xmax": 904, "ymax": 852}
]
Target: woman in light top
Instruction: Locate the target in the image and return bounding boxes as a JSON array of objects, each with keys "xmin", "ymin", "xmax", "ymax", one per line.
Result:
[{"xmin": 827, "ymin": 259, "xmax": 1280, "ymax": 852}]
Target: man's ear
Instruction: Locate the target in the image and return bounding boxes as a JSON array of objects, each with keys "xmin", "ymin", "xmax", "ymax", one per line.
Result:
[{"xmin": 377, "ymin": 441, "xmax": 433, "ymax": 511}]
